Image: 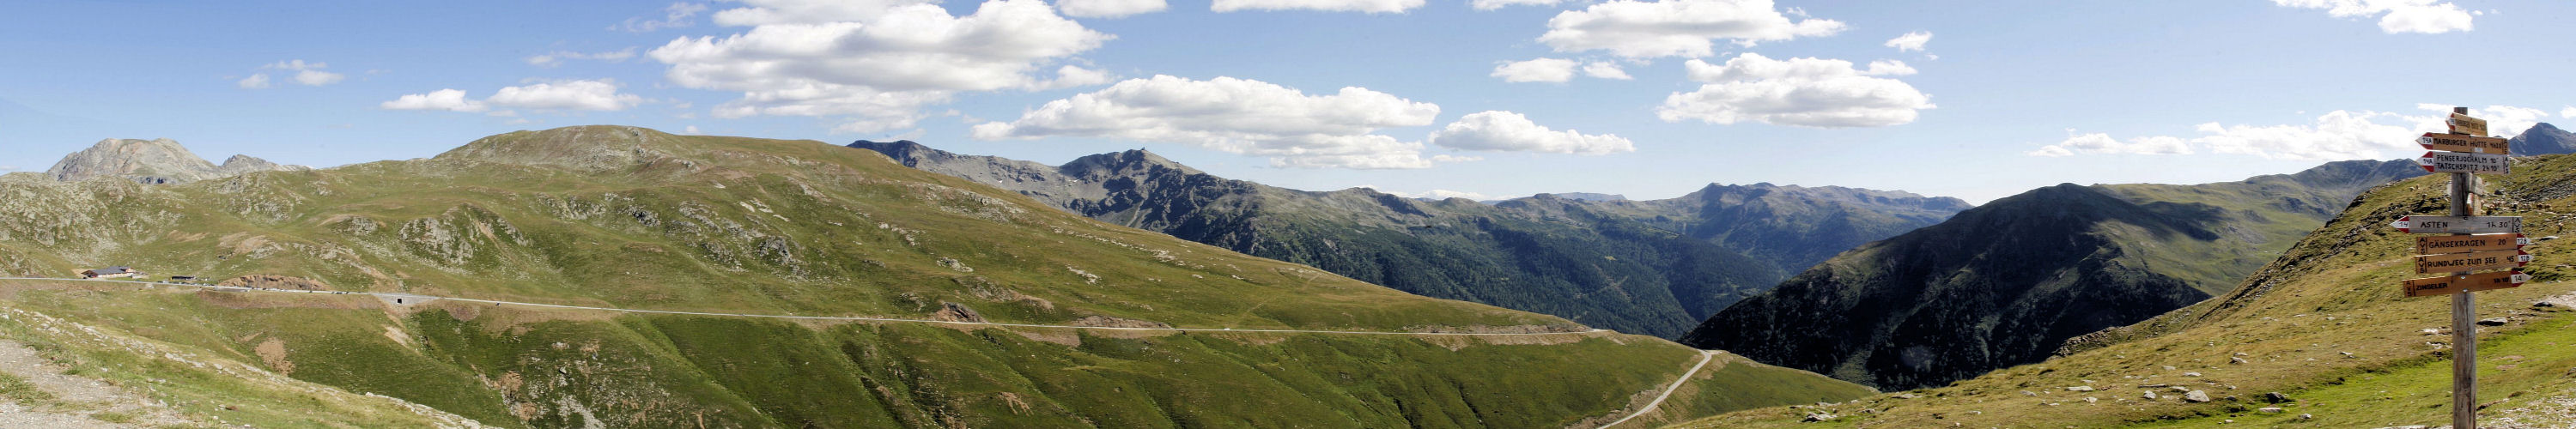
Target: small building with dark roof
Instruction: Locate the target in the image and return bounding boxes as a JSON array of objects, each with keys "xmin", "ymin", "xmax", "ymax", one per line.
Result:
[{"xmin": 80, "ymin": 266, "xmax": 140, "ymax": 279}]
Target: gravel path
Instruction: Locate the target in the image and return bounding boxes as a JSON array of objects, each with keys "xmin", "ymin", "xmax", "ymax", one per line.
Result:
[{"xmin": 0, "ymin": 339, "xmax": 190, "ymax": 428}]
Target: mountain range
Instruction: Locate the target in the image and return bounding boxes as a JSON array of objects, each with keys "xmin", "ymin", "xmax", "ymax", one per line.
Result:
[
  {"xmin": 1680, "ymin": 158, "xmax": 2429, "ymax": 390},
  {"xmin": 0, "ymin": 126, "xmax": 1871, "ymax": 427},
  {"xmin": 853, "ymin": 140, "xmax": 1966, "ymax": 338},
  {"xmin": 1519, "ymin": 183, "xmax": 1972, "ymax": 275}
]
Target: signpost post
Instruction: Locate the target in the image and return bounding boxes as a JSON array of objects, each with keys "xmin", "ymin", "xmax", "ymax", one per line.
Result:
[{"xmin": 2391, "ymin": 106, "xmax": 2523, "ymax": 429}]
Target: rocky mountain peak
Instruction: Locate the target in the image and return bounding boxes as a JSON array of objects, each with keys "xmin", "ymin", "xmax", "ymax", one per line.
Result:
[
  {"xmin": 2512, "ymin": 122, "xmax": 2575, "ymax": 156},
  {"xmin": 1060, "ymin": 148, "xmax": 1200, "ymax": 178},
  {"xmin": 44, "ymin": 137, "xmax": 307, "ymax": 184},
  {"xmin": 847, "ymin": 140, "xmax": 938, "ymax": 167}
]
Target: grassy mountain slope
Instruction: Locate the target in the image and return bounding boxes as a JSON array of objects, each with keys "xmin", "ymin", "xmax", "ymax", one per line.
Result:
[
  {"xmin": 854, "ymin": 141, "xmax": 1789, "ymax": 338},
  {"xmin": 0, "ymin": 126, "xmax": 1869, "ymax": 427},
  {"xmin": 1680, "ymin": 160, "xmax": 2426, "ymax": 390},
  {"xmin": 1669, "ymin": 153, "xmax": 2576, "ymax": 428},
  {"xmin": 0, "ymin": 292, "xmax": 488, "ymax": 427}
]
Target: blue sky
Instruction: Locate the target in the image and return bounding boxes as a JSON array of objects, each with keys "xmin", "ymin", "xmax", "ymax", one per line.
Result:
[{"xmin": 2, "ymin": 0, "xmax": 2570, "ymax": 203}]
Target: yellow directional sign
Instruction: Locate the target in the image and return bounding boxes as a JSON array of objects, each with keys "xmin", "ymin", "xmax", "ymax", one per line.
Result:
[
  {"xmin": 2403, "ymin": 270, "xmax": 2529, "ymax": 298},
  {"xmin": 2414, "ymin": 249, "xmax": 2532, "ymax": 274},
  {"xmin": 2418, "ymin": 133, "xmax": 2510, "ymax": 154},
  {"xmin": 2451, "ymin": 113, "xmax": 2489, "ymax": 136},
  {"xmin": 2417, "ymin": 233, "xmax": 2530, "ymax": 254}
]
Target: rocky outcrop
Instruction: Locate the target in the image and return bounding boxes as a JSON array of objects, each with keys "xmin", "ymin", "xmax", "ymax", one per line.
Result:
[
  {"xmin": 46, "ymin": 138, "xmax": 305, "ymax": 184},
  {"xmin": 1068, "ymin": 315, "xmax": 1171, "ymax": 329},
  {"xmin": 217, "ymin": 275, "xmax": 332, "ymax": 291},
  {"xmin": 929, "ymin": 302, "xmax": 986, "ymax": 323}
]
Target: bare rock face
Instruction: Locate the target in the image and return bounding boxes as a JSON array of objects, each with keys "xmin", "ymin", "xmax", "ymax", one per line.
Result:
[
  {"xmin": 217, "ymin": 275, "xmax": 333, "ymax": 291},
  {"xmin": 214, "ymin": 154, "xmax": 307, "ymax": 177},
  {"xmin": 46, "ymin": 138, "xmax": 305, "ymax": 184},
  {"xmin": 1068, "ymin": 315, "xmax": 1172, "ymax": 329},
  {"xmin": 929, "ymin": 302, "xmax": 986, "ymax": 323}
]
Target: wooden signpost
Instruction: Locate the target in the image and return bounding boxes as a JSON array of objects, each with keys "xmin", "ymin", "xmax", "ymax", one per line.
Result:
[{"xmin": 2392, "ymin": 107, "xmax": 2528, "ymax": 429}]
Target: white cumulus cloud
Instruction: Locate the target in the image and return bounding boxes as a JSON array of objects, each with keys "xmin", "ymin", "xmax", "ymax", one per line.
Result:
[
  {"xmin": 1660, "ymin": 53, "xmax": 1934, "ymax": 128},
  {"xmin": 616, "ymin": 3, "xmax": 709, "ymax": 32},
  {"xmin": 1471, "ymin": 0, "xmax": 1561, "ymax": 10},
  {"xmin": 2274, "ymin": 0, "xmax": 2473, "ymax": 33},
  {"xmin": 970, "ymin": 75, "xmax": 1460, "ymax": 169},
  {"xmin": 651, "ymin": 0, "xmax": 1110, "ymax": 133},
  {"xmin": 2563, "ymin": 106, "xmax": 2576, "ymax": 118},
  {"xmin": 1212, "ymin": 0, "xmax": 1424, "ymax": 13},
  {"xmin": 1492, "ymin": 58, "xmax": 1631, "ymax": 82},
  {"xmin": 381, "ymin": 80, "xmax": 643, "ymax": 114},
  {"xmin": 293, "ymin": 69, "xmax": 346, "ymax": 86},
  {"xmin": 2194, "ymin": 111, "xmax": 2421, "ymax": 160},
  {"xmin": 1029, "ymin": 65, "xmax": 1118, "ymax": 90},
  {"xmin": 2417, "ymin": 104, "xmax": 2547, "ymax": 136},
  {"xmin": 1492, "ymin": 58, "xmax": 1578, "ymax": 82},
  {"xmin": 2028, "ymin": 110, "xmax": 2447, "ymax": 160},
  {"xmin": 1059, "ymin": 0, "xmax": 1170, "ymax": 17},
  {"xmin": 1540, "ymin": 0, "xmax": 1845, "ymax": 58},
  {"xmin": 1582, "ymin": 62, "xmax": 1632, "ymax": 80},
  {"xmin": 486, "ymin": 80, "xmax": 646, "ymax": 112},
  {"xmin": 1884, "ymin": 31, "xmax": 1931, "ymax": 52},
  {"xmin": 246, "ymin": 60, "xmax": 343, "ymax": 88},
  {"xmin": 2028, "ymin": 106, "xmax": 2566, "ymax": 160},
  {"xmin": 2026, "ymin": 133, "xmax": 2191, "ymax": 157},
  {"xmin": 527, "ymin": 48, "xmax": 639, "ymax": 68},
  {"xmin": 380, "ymin": 89, "xmax": 489, "ymax": 112},
  {"xmin": 710, "ymin": 0, "xmax": 935, "ymax": 25},
  {"xmin": 1429, "ymin": 111, "xmax": 1635, "ymax": 154}
]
